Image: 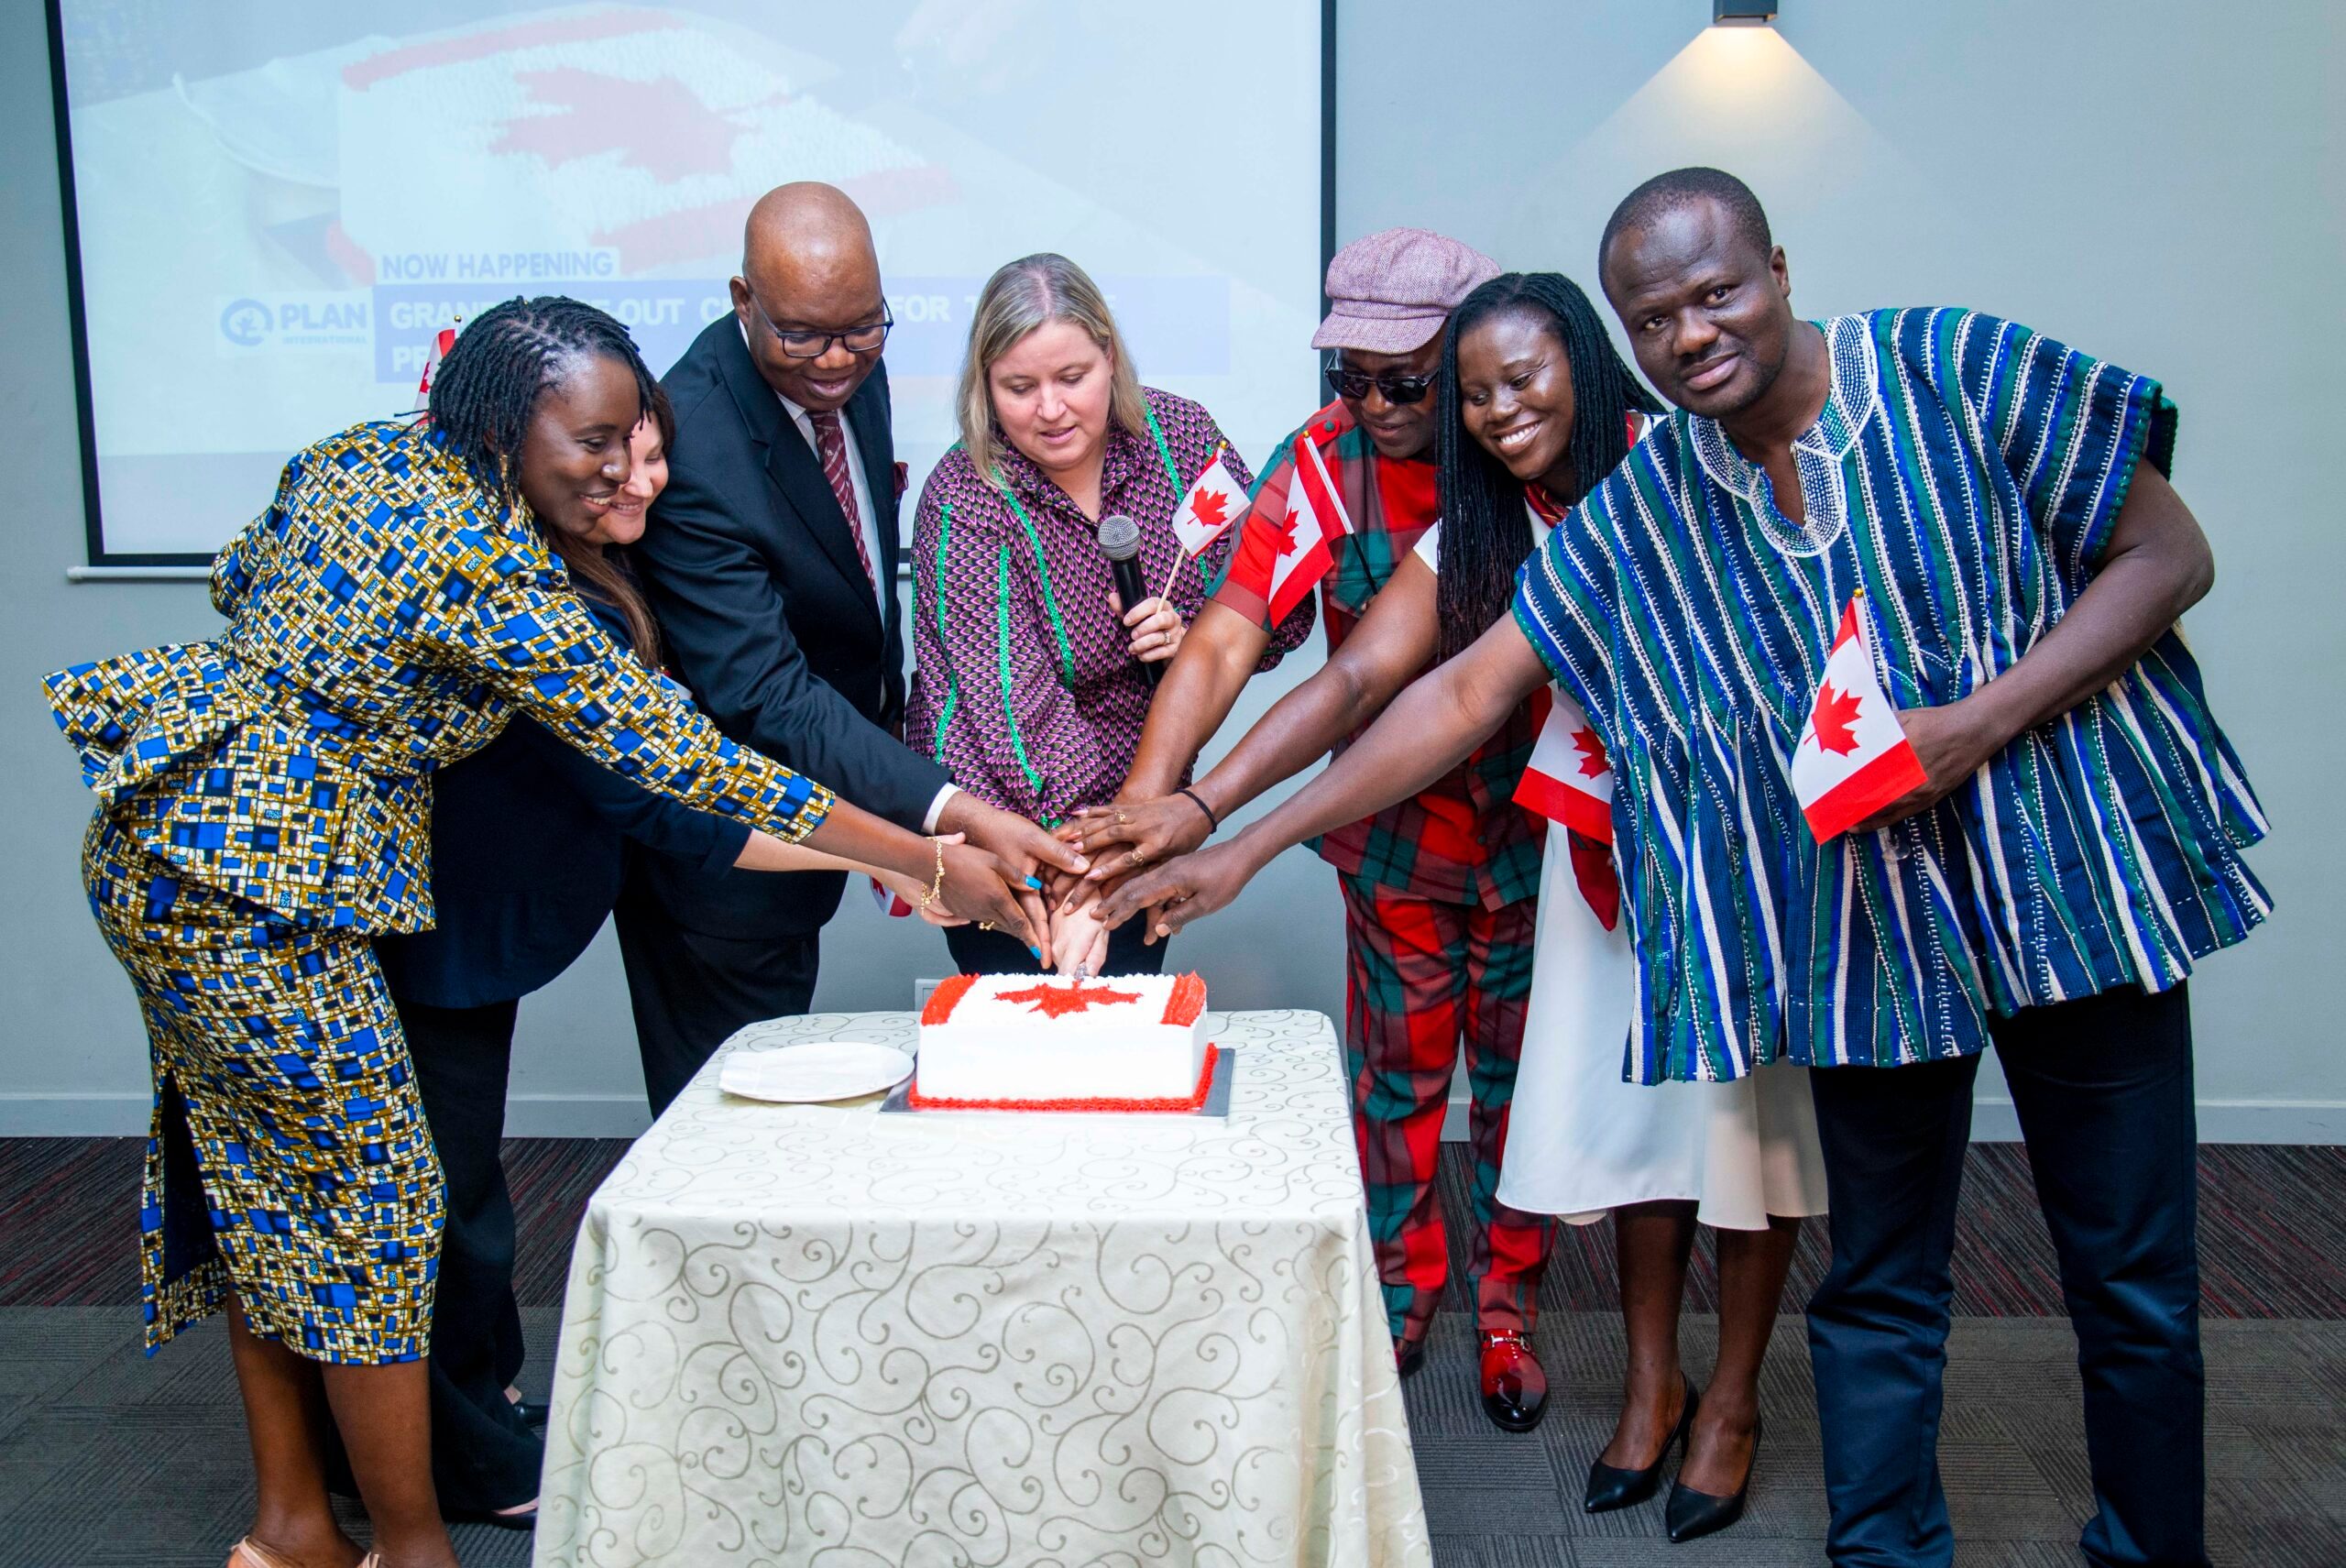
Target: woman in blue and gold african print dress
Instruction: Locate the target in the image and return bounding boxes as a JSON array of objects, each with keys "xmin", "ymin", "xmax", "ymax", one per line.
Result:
[{"xmin": 43, "ymin": 299, "xmax": 1041, "ymax": 1568}]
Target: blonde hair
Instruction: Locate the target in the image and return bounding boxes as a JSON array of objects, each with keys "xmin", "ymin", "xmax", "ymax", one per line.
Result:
[{"xmin": 956, "ymin": 253, "xmax": 1147, "ymax": 486}]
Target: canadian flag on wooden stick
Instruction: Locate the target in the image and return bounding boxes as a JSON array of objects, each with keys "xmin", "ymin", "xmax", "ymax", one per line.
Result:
[
  {"xmin": 1170, "ymin": 445, "xmax": 1247, "ymax": 555},
  {"xmin": 1265, "ymin": 433, "xmax": 1353, "ymax": 624},
  {"xmin": 1792, "ymin": 594, "xmax": 1928, "ymax": 839}
]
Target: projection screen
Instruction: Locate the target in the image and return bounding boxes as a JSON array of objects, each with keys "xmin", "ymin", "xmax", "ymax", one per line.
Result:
[{"xmin": 48, "ymin": 1, "xmax": 1328, "ymax": 563}]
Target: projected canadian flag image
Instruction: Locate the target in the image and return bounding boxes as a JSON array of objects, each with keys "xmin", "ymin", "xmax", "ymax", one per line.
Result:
[{"xmin": 55, "ymin": 1, "xmax": 1320, "ymax": 558}]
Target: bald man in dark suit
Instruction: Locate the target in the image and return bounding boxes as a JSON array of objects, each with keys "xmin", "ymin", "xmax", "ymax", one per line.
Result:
[{"xmin": 615, "ymin": 182, "xmax": 1077, "ymax": 1112}]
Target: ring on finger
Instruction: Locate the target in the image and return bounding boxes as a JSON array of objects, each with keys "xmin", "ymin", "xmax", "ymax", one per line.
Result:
[{"xmin": 979, "ymin": 920, "xmax": 995, "ymax": 932}]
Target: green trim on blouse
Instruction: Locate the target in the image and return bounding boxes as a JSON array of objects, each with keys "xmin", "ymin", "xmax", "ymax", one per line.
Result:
[
  {"xmin": 927, "ymin": 502, "xmax": 959, "ymax": 762},
  {"xmin": 994, "ymin": 543, "xmax": 1048, "ymax": 804},
  {"xmin": 994, "ymin": 485, "xmax": 1077, "ymax": 686}
]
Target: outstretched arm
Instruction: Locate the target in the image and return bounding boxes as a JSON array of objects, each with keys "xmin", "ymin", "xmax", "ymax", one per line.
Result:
[
  {"xmin": 1067, "ymin": 555, "xmax": 1440, "ymax": 884},
  {"xmin": 1093, "ymin": 616, "xmax": 1552, "ymax": 940},
  {"xmin": 1120, "ymin": 600, "xmax": 1276, "ymax": 798}
]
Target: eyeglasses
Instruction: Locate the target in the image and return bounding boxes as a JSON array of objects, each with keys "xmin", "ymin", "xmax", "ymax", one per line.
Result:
[
  {"xmin": 1325, "ymin": 359, "xmax": 1437, "ymax": 406},
  {"xmin": 747, "ymin": 288, "xmax": 893, "ymax": 359}
]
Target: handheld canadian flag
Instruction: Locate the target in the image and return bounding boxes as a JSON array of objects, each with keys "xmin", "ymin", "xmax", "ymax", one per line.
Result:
[
  {"xmin": 1515, "ymin": 687, "xmax": 1614, "ymax": 843},
  {"xmin": 1264, "ymin": 433, "xmax": 1354, "ymax": 624},
  {"xmin": 1515, "ymin": 686, "xmax": 1622, "ymax": 929},
  {"xmin": 1792, "ymin": 594, "xmax": 1929, "ymax": 839},
  {"xmin": 870, "ymin": 876, "xmax": 913, "ymax": 918},
  {"xmin": 1170, "ymin": 445, "xmax": 1247, "ymax": 555},
  {"xmin": 412, "ymin": 323, "xmax": 458, "ymax": 409}
]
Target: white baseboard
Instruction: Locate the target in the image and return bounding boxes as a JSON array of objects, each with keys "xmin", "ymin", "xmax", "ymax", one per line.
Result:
[
  {"xmin": 1963, "ymin": 1097, "xmax": 2346, "ymax": 1145},
  {"xmin": 0, "ymin": 1093, "xmax": 148, "ymax": 1136},
  {"xmin": 1438, "ymin": 1093, "xmax": 2346, "ymax": 1146},
  {"xmin": 0, "ymin": 1091, "xmax": 656, "ymax": 1139},
  {"xmin": 5, "ymin": 1091, "xmax": 2339, "ymax": 1145},
  {"xmin": 500, "ymin": 1094, "xmax": 653, "ymax": 1139}
]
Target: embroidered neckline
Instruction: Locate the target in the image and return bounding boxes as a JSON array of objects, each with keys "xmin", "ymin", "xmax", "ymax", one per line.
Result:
[{"xmin": 1686, "ymin": 316, "xmax": 1881, "ymax": 558}]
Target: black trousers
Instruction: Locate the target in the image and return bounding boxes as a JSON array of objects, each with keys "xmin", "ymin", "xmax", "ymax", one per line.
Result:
[
  {"xmin": 1805, "ymin": 983, "xmax": 2205, "ymax": 1568},
  {"xmin": 328, "ymin": 994, "xmax": 541, "ymax": 1513},
  {"xmin": 944, "ymin": 916, "xmax": 1169, "ymax": 978},
  {"xmin": 612, "ymin": 872, "xmax": 821, "ymax": 1116}
]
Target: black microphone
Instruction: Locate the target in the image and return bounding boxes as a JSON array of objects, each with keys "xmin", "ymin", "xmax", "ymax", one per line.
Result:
[{"xmin": 1095, "ymin": 512, "xmax": 1162, "ymax": 688}]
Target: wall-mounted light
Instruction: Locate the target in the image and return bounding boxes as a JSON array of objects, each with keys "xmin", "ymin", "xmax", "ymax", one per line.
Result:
[{"xmin": 1714, "ymin": 0, "xmax": 1778, "ymax": 23}]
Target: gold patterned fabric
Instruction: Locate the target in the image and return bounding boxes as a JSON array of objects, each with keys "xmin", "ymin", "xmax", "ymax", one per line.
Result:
[{"xmin": 44, "ymin": 419, "xmax": 833, "ymax": 1361}]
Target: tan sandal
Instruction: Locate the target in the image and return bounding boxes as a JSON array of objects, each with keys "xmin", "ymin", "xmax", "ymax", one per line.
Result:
[
  {"xmin": 225, "ymin": 1539, "xmax": 372, "ymax": 1568},
  {"xmin": 225, "ymin": 1541, "xmax": 316, "ymax": 1568}
]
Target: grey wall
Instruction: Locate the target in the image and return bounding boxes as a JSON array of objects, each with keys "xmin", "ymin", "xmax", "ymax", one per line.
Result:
[{"xmin": 5, "ymin": 0, "xmax": 2339, "ymax": 1139}]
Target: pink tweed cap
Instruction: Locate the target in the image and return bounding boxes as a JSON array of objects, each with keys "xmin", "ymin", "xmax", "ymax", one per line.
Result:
[{"xmin": 1311, "ymin": 227, "xmax": 1502, "ymax": 355}]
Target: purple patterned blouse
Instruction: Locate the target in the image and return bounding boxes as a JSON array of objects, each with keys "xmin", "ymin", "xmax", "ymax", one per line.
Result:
[{"xmin": 905, "ymin": 387, "xmax": 1254, "ymax": 824}]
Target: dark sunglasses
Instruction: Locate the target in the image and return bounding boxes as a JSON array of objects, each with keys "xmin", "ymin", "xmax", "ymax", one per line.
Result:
[{"xmin": 1325, "ymin": 359, "xmax": 1437, "ymax": 405}]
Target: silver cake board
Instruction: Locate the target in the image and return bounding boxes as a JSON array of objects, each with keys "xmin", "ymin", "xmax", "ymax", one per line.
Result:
[{"xmin": 881, "ymin": 1047, "xmax": 1235, "ymax": 1119}]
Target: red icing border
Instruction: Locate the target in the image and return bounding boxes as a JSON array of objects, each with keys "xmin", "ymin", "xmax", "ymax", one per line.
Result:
[
  {"xmin": 920, "ymin": 972, "xmax": 977, "ymax": 1025},
  {"xmin": 905, "ymin": 1044, "xmax": 1220, "ymax": 1113},
  {"xmin": 1160, "ymin": 972, "xmax": 1206, "ymax": 1026}
]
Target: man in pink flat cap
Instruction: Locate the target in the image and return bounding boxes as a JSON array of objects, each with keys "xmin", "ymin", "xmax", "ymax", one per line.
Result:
[{"xmin": 1069, "ymin": 228, "xmax": 1556, "ymax": 1428}]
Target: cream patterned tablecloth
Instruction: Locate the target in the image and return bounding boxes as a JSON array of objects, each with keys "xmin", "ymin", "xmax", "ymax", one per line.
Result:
[{"xmin": 532, "ymin": 1008, "xmax": 1431, "ymax": 1568}]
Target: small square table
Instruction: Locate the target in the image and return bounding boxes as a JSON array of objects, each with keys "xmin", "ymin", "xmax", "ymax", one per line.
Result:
[{"xmin": 532, "ymin": 1007, "xmax": 1431, "ymax": 1567}]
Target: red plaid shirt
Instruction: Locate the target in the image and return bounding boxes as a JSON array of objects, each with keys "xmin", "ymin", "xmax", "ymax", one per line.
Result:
[{"xmin": 1212, "ymin": 400, "xmax": 1543, "ymax": 909}]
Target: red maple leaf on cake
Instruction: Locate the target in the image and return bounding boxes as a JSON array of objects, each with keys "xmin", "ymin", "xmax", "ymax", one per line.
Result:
[
  {"xmin": 995, "ymin": 980, "xmax": 1144, "ymax": 1018},
  {"xmin": 1810, "ymin": 682, "xmax": 1865, "ymax": 756},
  {"xmin": 1570, "ymin": 726, "xmax": 1609, "ymax": 779}
]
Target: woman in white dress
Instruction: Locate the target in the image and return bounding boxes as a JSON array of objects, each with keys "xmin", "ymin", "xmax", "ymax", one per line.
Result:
[{"xmin": 1087, "ymin": 274, "xmax": 1826, "ymax": 1544}]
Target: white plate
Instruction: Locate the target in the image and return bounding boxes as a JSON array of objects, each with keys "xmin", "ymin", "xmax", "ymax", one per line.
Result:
[{"xmin": 718, "ymin": 1041, "xmax": 915, "ymax": 1104}]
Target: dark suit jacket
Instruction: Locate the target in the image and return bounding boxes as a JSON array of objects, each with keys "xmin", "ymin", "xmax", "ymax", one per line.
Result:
[
  {"xmin": 374, "ymin": 597, "xmax": 751, "ymax": 1009},
  {"xmin": 629, "ymin": 315, "xmax": 950, "ymax": 938}
]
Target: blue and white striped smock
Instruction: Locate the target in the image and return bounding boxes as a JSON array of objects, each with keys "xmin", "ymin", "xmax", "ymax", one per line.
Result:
[{"xmin": 1510, "ymin": 308, "xmax": 2269, "ymax": 1085}]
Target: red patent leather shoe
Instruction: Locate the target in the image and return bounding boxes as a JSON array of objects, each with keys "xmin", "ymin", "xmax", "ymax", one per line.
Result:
[{"xmin": 1478, "ymin": 1329, "xmax": 1548, "ymax": 1432}]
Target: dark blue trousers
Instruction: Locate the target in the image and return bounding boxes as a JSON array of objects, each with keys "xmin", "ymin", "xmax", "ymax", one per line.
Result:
[{"xmin": 1806, "ymin": 983, "xmax": 2207, "ymax": 1568}]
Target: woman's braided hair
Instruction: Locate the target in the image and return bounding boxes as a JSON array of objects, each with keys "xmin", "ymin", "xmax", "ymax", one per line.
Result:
[
  {"xmin": 426, "ymin": 294, "xmax": 657, "ymax": 499},
  {"xmin": 425, "ymin": 295, "xmax": 664, "ymax": 663},
  {"xmin": 1432, "ymin": 272, "xmax": 1661, "ymax": 662}
]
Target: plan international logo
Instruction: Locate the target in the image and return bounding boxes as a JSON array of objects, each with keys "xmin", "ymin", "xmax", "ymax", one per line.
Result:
[{"xmin": 215, "ymin": 294, "xmax": 370, "ymax": 356}]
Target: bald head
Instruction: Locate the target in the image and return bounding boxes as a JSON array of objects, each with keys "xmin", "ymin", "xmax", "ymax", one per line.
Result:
[
  {"xmin": 731, "ymin": 182, "xmax": 887, "ymax": 411},
  {"xmin": 744, "ymin": 181, "xmax": 875, "ymax": 276}
]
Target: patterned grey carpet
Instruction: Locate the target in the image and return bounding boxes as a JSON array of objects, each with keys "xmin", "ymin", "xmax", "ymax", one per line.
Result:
[{"xmin": 0, "ymin": 1306, "xmax": 2339, "ymax": 1567}]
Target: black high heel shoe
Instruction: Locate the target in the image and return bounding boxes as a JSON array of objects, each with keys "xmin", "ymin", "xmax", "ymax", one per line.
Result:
[
  {"xmin": 1584, "ymin": 1376, "xmax": 1698, "ymax": 1513},
  {"xmin": 1664, "ymin": 1412, "xmax": 1761, "ymax": 1543}
]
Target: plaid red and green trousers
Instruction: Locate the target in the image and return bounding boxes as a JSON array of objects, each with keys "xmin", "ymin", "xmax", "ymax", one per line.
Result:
[{"xmin": 1339, "ymin": 872, "xmax": 1551, "ymax": 1348}]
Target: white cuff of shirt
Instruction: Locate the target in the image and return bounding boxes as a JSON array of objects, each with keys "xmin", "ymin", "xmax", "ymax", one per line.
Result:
[{"xmin": 922, "ymin": 783, "xmax": 960, "ymax": 835}]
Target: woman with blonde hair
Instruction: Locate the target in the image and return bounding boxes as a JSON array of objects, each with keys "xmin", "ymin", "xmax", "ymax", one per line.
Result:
[{"xmin": 905, "ymin": 253, "xmax": 1251, "ymax": 976}]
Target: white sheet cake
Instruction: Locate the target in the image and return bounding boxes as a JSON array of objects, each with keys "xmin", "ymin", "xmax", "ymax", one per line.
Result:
[{"xmin": 915, "ymin": 972, "xmax": 1210, "ymax": 1104}]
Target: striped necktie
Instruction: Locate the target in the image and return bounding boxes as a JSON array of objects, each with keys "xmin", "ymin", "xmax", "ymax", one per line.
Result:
[{"xmin": 808, "ymin": 408, "xmax": 878, "ymax": 598}]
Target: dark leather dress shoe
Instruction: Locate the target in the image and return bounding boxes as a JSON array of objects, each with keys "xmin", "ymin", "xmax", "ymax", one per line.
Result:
[
  {"xmin": 1584, "ymin": 1376, "xmax": 1697, "ymax": 1513},
  {"xmin": 1665, "ymin": 1412, "xmax": 1760, "ymax": 1543},
  {"xmin": 1394, "ymin": 1339, "xmax": 1428, "ymax": 1380},
  {"xmin": 513, "ymin": 1399, "xmax": 551, "ymax": 1431},
  {"xmin": 1477, "ymin": 1330, "xmax": 1548, "ymax": 1432}
]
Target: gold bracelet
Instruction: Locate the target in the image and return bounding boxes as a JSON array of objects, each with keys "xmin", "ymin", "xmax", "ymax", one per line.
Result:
[{"xmin": 913, "ymin": 836, "xmax": 946, "ymax": 912}]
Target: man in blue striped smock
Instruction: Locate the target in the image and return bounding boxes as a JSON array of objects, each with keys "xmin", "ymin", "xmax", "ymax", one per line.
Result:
[
  {"xmin": 1097, "ymin": 168, "xmax": 2264, "ymax": 1563},
  {"xmin": 1530, "ymin": 170, "xmax": 2264, "ymax": 1566}
]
